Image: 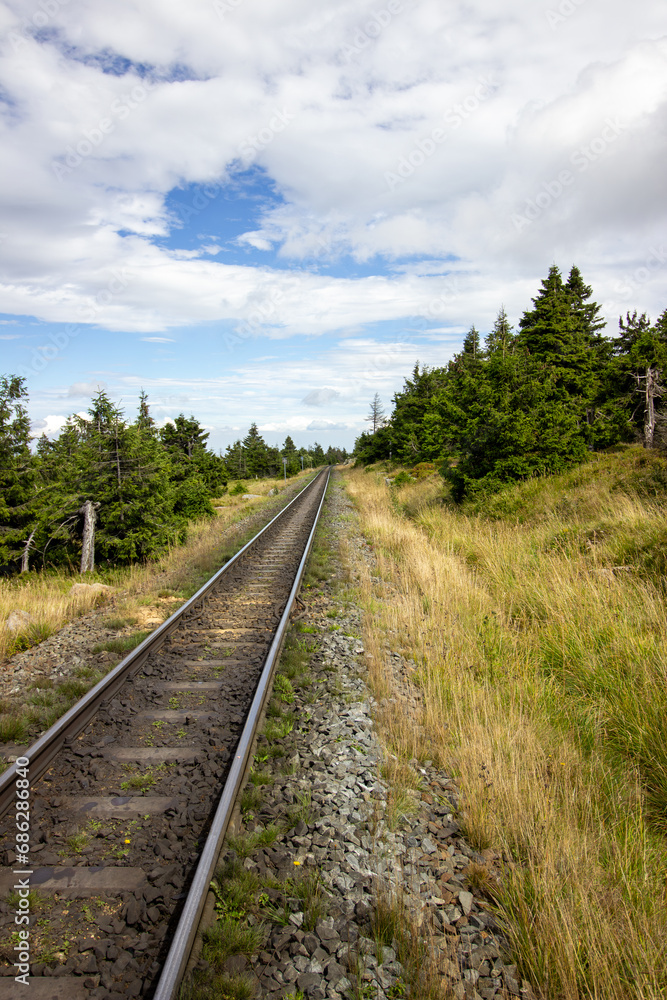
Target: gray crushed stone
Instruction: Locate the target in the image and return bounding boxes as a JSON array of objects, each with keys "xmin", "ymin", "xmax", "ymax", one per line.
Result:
[{"xmin": 203, "ymin": 475, "xmax": 535, "ymax": 1000}]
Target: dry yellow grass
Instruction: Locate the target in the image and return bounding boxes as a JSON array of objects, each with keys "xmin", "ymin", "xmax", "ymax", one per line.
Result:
[
  {"xmin": 0, "ymin": 472, "xmax": 311, "ymax": 662},
  {"xmin": 342, "ymin": 455, "xmax": 667, "ymax": 1000}
]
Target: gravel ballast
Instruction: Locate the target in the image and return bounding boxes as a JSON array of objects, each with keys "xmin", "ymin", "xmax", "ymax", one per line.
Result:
[{"xmin": 196, "ymin": 474, "xmax": 534, "ymax": 1000}]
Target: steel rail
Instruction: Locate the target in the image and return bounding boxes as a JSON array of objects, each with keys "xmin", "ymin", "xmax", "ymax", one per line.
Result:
[
  {"xmin": 0, "ymin": 469, "xmax": 326, "ymax": 818},
  {"xmin": 153, "ymin": 466, "xmax": 331, "ymax": 1000}
]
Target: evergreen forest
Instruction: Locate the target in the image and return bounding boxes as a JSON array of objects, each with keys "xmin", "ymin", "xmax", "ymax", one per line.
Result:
[
  {"xmin": 354, "ymin": 265, "xmax": 667, "ymax": 500},
  {"xmin": 0, "ymin": 385, "xmax": 347, "ymax": 574}
]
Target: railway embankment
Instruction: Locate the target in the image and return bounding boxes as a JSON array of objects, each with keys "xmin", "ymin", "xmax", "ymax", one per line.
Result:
[{"xmin": 186, "ymin": 475, "xmax": 528, "ymax": 1000}]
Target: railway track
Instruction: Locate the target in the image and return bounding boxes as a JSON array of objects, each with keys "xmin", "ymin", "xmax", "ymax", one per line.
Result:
[{"xmin": 0, "ymin": 467, "xmax": 331, "ymax": 999}]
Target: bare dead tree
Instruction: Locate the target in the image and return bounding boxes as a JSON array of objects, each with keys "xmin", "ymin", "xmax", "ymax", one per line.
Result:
[
  {"xmin": 633, "ymin": 366, "xmax": 665, "ymax": 449},
  {"xmin": 20, "ymin": 528, "xmax": 36, "ymax": 573},
  {"xmin": 365, "ymin": 393, "xmax": 386, "ymax": 433},
  {"xmin": 80, "ymin": 500, "xmax": 100, "ymax": 574}
]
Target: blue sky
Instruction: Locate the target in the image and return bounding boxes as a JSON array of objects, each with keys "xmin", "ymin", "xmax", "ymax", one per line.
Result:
[{"xmin": 0, "ymin": 0, "xmax": 665, "ymax": 451}]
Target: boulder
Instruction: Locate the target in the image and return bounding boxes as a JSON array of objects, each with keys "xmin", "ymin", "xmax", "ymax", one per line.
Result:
[{"xmin": 5, "ymin": 610, "xmax": 34, "ymax": 632}]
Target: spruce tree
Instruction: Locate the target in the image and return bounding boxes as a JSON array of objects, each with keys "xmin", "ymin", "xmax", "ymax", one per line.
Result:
[
  {"xmin": 462, "ymin": 325, "xmax": 482, "ymax": 358},
  {"xmin": 485, "ymin": 308, "xmax": 514, "ymax": 357},
  {"xmin": 310, "ymin": 442, "xmax": 326, "ymax": 466},
  {"xmin": 365, "ymin": 393, "xmax": 386, "ymax": 433},
  {"xmin": 390, "ymin": 364, "xmax": 447, "ymax": 464},
  {"xmin": 0, "ymin": 376, "xmax": 35, "ymax": 571},
  {"xmin": 281, "ymin": 435, "xmax": 299, "ymax": 476},
  {"xmin": 242, "ymin": 423, "xmax": 270, "ymax": 476},
  {"xmin": 517, "ymin": 266, "xmax": 576, "ymax": 370},
  {"xmin": 137, "ymin": 389, "xmax": 156, "ymax": 432},
  {"xmin": 160, "ymin": 414, "xmax": 209, "ymax": 460}
]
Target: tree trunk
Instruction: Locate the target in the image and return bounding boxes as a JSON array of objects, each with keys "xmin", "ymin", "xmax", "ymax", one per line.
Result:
[
  {"xmin": 114, "ymin": 422, "xmax": 124, "ymax": 522},
  {"xmin": 20, "ymin": 528, "xmax": 36, "ymax": 574},
  {"xmin": 80, "ymin": 500, "xmax": 97, "ymax": 574},
  {"xmin": 645, "ymin": 367, "xmax": 657, "ymax": 448},
  {"xmin": 634, "ymin": 367, "xmax": 663, "ymax": 450}
]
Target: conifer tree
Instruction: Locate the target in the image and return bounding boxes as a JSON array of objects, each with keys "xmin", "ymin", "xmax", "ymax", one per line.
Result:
[
  {"xmin": 242, "ymin": 423, "xmax": 270, "ymax": 476},
  {"xmin": 365, "ymin": 393, "xmax": 386, "ymax": 433},
  {"xmin": 485, "ymin": 308, "xmax": 515, "ymax": 357},
  {"xmin": 517, "ymin": 266, "xmax": 576, "ymax": 370},
  {"xmin": 0, "ymin": 376, "xmax": 35, "ymax": 571},
  {"xmin": 137, "ymin": 389, "xmax": 156, "ymax": 432},
  {"xmin": 281, "ymin": 435, "xmax": 299, "ymax": 476},
  {"xmin": 160, "ymin": 412, "xmax": 226, "ymax": 495},
  {"xmin": 160, "ymin": 413, "xmax": 209, "ymax": 460},
  {"xmin": 389, "ymin": 364, "xmax": 447, "ymax": 463},
  {"xmin": 310, "ymin": 442, "xmax": 326, "ymax": 466},
  {"xmin": 462, "ymin": 325, "xmax": 482, "ymax": 358}
]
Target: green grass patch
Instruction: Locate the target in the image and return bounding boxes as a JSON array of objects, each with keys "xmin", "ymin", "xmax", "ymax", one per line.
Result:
[
  {"xmin": 226, "ymin": 826, "xmax": 279, "ymax": 859},
  {"xmin": 0, "ymin": 713, "xmax": 28, "ymax": 743},
  {"xmin": 264, "ymin": 716, "xmax": 294, "ymax": 741},
  {"xmin": 273, "ymin": 674, "xmax": 295, "ymax": 703},
  {"xmin": 101, "ymin": 615, "xmax": 135, "ymax": 630},
  {"xmin": 91, "ymin": 630, "xmax": 151, "ymax": 655},
  {"xmin": 119, "ymin": 763, "xmax": 165, "ymax": 792}
]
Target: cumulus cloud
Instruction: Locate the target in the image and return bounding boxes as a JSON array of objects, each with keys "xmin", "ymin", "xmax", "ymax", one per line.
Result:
[
  {"xmin": 0, "ymin": 0, "xmax": 664, "ymax": 340},
  {"xmin": 30, "ymin": 414, "xmax": 71, "ymax": 437}
]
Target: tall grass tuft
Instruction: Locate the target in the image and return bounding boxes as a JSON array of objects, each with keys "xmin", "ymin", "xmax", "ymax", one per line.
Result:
[{"xmin": 342, "ymin": 446, "xmax": 667, "ymax": 1000}]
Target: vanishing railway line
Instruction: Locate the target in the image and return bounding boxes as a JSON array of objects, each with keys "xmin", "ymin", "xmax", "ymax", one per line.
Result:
[{"xmin": 0, "ymin": 467, "xmax": 331, "ymax": 999}]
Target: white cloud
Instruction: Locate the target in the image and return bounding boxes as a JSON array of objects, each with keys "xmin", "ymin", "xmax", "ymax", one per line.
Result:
[
  {"xmin": 302, "ymin": 388, "xmax": 341, "ymax": 406},
  {"xmin": 237, "ymin": 233, "xmax": 274, "ymax": 252},
  {"xmin": 30, "ymin": 413, "xmax": 70, "ymax": 437},
  {"xmin": 66, "ymin": 381, "xmax": 107, "ymax": 397},
  {"xmin": 306, "ymin": 419, "xmax": 349, "ymax": 431},
  {"xmin": 141, "ymin": 336, "xmax": 175, "ymax": 342},
  {"xmin": 0, "ymin": 0, "xmax": 664, "ymax": 345}
]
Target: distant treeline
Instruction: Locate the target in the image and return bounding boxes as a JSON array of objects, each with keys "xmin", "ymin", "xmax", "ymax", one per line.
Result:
[
  {"xmin": 0, "ymin": 385, "xmax": 347, "ymax": 573},
  {"xmin": 355, "ymin": 265, "xmax": 667, "ymax": 500}
]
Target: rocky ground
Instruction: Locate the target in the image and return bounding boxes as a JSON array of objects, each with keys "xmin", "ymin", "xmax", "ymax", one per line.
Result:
[{"xmin": 196, "ymin": 474, "xmax": 533, "ymax": 1000}]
